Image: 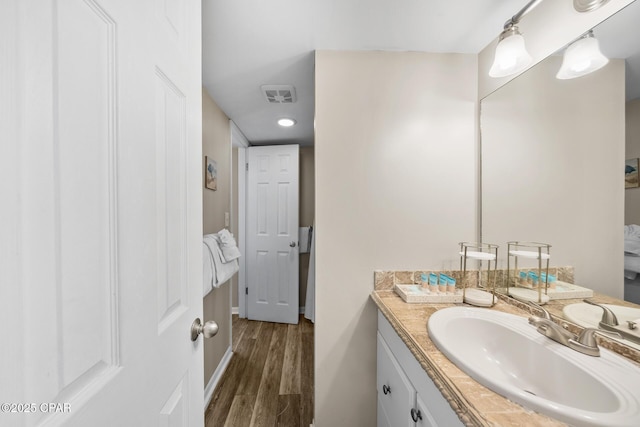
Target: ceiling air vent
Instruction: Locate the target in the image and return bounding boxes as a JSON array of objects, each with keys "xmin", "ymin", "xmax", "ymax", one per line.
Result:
[{"xmin": 261, "ymin": 85, "xmax": 296, "ymax": 104}]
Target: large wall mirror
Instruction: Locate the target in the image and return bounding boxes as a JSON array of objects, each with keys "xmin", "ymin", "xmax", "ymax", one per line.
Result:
[{"xmin": 481, "ymin": 0, "xmax": 640, "ymax": 306}]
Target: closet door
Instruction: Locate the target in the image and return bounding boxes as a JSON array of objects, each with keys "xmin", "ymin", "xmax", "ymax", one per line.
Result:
[{"xmin": 246, "ymin": 145, "xmax": 300, "ymax": 324}]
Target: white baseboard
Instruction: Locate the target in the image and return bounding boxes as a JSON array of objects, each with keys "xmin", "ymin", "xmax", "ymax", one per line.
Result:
[
  {"xmin": 299, "ymin": 306, "xmax": 305, "ymax": 314},
  {"xmin": 204, "ymin": 345, "xmax": 233, "ymax": 410}
]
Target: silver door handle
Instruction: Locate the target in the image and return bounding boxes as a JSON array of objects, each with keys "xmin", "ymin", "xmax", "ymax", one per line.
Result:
[
  {"xmin": 289, "ymin": 241, "xmax": 296, "ymax": 247},
  {"xmin": 191, "ymin": 318, "xmax": 219, "ymax": 341}
]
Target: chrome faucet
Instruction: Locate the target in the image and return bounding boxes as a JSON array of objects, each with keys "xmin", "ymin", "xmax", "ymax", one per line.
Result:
[
  {"xmin": 527, "ymin": 301, "xmax": 552, "ymax": 320},
  {"xmin": 528, "ymin": 313, "xmax": 622, "ymax": 356},
  {"xmin": 583, "ymin": 298, "xmax": 640, "ymax": 345},
  {"xmin": 568, "ymin": 328, "xmax": 622, "ymax": 357},
  {"xmin": 583, "ymin": 299, "xmax": 619, "ymax": 326},
  {"xmin": 528, "ymin": 316, "xmax": 575, "ymax": 347}
]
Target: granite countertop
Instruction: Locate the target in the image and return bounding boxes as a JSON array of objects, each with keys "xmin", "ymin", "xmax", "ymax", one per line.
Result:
[{"xmin": 371, "ymin": 290, "xmax": 640, "ymax": 427}]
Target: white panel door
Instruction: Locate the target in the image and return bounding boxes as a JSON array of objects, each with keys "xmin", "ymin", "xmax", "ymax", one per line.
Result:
[
  {"xmin": 0, "ymin": 0, "xmax": 204, "ymax": 426},
  {"xmin": 246, "ymin": 145, "xmax": 299, "ymax": 324}
]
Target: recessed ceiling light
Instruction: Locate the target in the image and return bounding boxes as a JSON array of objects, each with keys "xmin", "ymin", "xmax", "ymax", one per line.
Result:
[{"xmin": 277, "ymin": 118, "xmax": 296, "ymax": 127}]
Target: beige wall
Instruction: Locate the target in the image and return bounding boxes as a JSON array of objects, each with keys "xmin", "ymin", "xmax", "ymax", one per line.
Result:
[
  {"xmin": 482, "ymin": 56, "xmax": 625, "ymax": 298},
  {"xmin": 315, "ymin": 50, "xmax": 477, "ymax": 426},
  {"xmin": 299, "ymin": 146, "xmax": 315, "ymax": 307},
  {"xmin": 202, "ymin": 87, "xmax": 232, "ymax": 386},
  {"xmin": 626, "ymin": 98, "xmax": 640, "ymax": 225}
]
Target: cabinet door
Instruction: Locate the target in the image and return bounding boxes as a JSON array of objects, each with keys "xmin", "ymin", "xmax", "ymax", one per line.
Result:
[
  {"xmin": 377, "ymin": 396, "xmax": 392, "ymax": 427},
  {"xmin": 377, "ymin": 332, "xmax": 415, "ymax": 427},
  {"xmin": 414, "ymin": 394, "xmax": 438, "ymax": 427}
]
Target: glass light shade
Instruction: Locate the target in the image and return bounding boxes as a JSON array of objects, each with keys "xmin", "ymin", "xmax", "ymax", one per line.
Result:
[
  {"xmin": 489, "ymin": 32, "xmax": 533, "ymax": 78},
  {"xmin": 556, "ymin": 35, "xmax": 609, "ymax": 79}
]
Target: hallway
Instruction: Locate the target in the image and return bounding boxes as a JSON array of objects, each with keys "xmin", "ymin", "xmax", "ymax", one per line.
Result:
[{"xmin": 205, "ymin": 315, "xmax": 314, "ymax": 427}]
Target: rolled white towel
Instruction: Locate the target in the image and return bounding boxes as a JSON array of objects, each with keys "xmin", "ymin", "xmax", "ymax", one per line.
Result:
[
  {"xmin": 213, "ymin": 229, "xmax": 241, "ymax": 262},
  {"xmin": 218, "ymin": 228, "xmax": 236, "ymax": 246}
]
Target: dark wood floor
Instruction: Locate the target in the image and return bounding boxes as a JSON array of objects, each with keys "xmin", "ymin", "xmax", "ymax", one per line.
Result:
[{"xmin": 205, "ymin": 314, "xmax": 314, "ymax": 427}]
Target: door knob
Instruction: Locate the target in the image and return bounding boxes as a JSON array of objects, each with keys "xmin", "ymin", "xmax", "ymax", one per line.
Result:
[
  {"xmin": 191, "ymin": 318, "xmax": 219, "ymax": 341},
  {"xmin": 289, "ymin": 241, "xmax": 296, "ymax": 247}
]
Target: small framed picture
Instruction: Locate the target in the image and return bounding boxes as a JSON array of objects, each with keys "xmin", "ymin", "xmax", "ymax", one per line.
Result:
[
  {"xmin": 626, "ymin": 158, "xmax": 639, "ymax": 189},
  {"xmin": 205, "ymin": 156, "xmax": 217, "ymax": 191}
]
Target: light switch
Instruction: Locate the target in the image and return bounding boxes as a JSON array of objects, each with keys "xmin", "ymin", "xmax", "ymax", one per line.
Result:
[{"xmin": 224, "ymin": 212, "xmax": 230, "ymax": 227}]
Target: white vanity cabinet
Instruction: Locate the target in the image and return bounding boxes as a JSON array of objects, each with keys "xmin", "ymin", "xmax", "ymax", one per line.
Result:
[
  {"xmin": 377, "ymin": 332, "xmax": 415, "ymax": 426},
  {"xmin": 377, "ymin": 311, "xmax": 463, "ymax": 427}
]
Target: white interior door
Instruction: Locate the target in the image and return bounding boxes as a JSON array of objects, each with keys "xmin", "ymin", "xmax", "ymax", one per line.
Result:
[
  {"xmin": 0, "ymin": 1, "xmax": 204, "ymax": 426},
  {"xmin": 246, "ymin": 145, "xmax": 300, "ymax": 324}
]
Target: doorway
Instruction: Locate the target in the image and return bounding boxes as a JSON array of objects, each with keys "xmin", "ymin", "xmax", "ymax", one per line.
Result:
[
  {"xmin": 245, "ymin": 144, "xmax": 300, "ymax": 324},
  {"xmin": 232, "ymin": 140, "xmax": 315, "ymax": 325}
]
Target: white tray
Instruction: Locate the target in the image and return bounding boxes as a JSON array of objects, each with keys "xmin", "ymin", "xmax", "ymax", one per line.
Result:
[
  {"xmin": 509, "ymin": 287, "xmax": 550, "ymax": 304},
  {"xmin": 509, "ymin": 250, "xmax": 551, "ymax": 260},
  {"xmin": 459, "ymin": 251, "xmax": 496, "ymax": 261},
  {"xmin": 508, "ymin": 281, "xmax": 593, "ymax": 302},
  {"xmin": 394, "ymin": 284, "xmax": 463, "ymax": 304},
  {"xmin": 547, "ymin": 281, "xmax": 593, "ymax": 300}
]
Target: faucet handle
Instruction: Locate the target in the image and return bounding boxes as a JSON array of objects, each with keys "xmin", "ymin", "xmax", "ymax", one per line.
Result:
[
  {"xmin": 569, "ymin": 328, "xmax": 622, "ymax": 357},
  {"xmin": 583, "ymin": 299, "xmax": 619, "ymax": 326},
  {"xmin": 576, "ymin": 328, "xmax": 622, "ymax": 346},
  {"xmin": 527, "ymin": 301, "xmax": 551, "ymax": 320}
]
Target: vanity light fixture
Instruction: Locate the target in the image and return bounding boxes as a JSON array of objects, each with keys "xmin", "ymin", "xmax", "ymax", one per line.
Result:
[
  {"xmin": 556, "ymin": 30, "xmax": 609, "ymax": 80},
  {"xmin": 489, "ymin": 25, "xmax": 532, "ymax": 78},
  {"xmin": 277, "ymin": 118, "xmax": 296, "ymax": 127},
  {"xmin": 573, "ymin": 0, "xmax": 611, "ymax": 13},
  {"xmin": 489, "ymin": 0, "xmax": 543, "ymax": 78}
]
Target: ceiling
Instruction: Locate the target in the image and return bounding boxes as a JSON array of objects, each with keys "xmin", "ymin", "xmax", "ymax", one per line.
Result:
[
  {"xmin": 202, "ymin": 0, "xmax": 532, "ymax": 146},
  {"xmin": 591, "ymin": 0, "xmax": 640, "ymax": 100},
  {"xmin": 201, "ymin": 0, "xmax": 639, "ymax": 147}
]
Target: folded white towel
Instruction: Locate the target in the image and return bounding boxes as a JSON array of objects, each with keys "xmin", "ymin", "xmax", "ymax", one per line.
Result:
[
  {"xmin": 212, "ymin": 229, "xmax": 241, "ymax": 262},
  {"xmin": 203, "ymin": 234, "xmax": 239, "ymax": 288},
  {"xmin": 624, "ymin": 224, "xmax": 640, "ymax": 239},
  {"xmin": 218, "ymin": 228, "xmax": 235, "ymax": 245},
  {"xmin": 203, "ymin": 243, "xmax": 215, "ymax": 296},
  {"xmin": 625, "ymin": 254, "xmax": 640, "ymax": 275},
  {"xmin": 220, "ymin": 244, "xmax": 241, "ymax": 262},
  {"xmin": 625, "ymin": 239, "xmax": 640, "ymax": 256}
]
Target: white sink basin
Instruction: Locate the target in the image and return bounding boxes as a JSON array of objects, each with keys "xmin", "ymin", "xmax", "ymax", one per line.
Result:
[
  {"xmin": 428, "ymin": 307, "xmax": 640, "ymax": 426},
  {"xmin": 563, "ymin": 303, "xmax": 640, "ymax": 351}
]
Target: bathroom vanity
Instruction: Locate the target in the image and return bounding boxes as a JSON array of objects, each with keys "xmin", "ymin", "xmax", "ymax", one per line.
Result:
[
  {"xmin": 372, "ymin": 290, "xmax": 640, "ymax": 426},
  {"xmin": 377, "ymin": 309, "xmax": 463, "ymax": 427}
]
